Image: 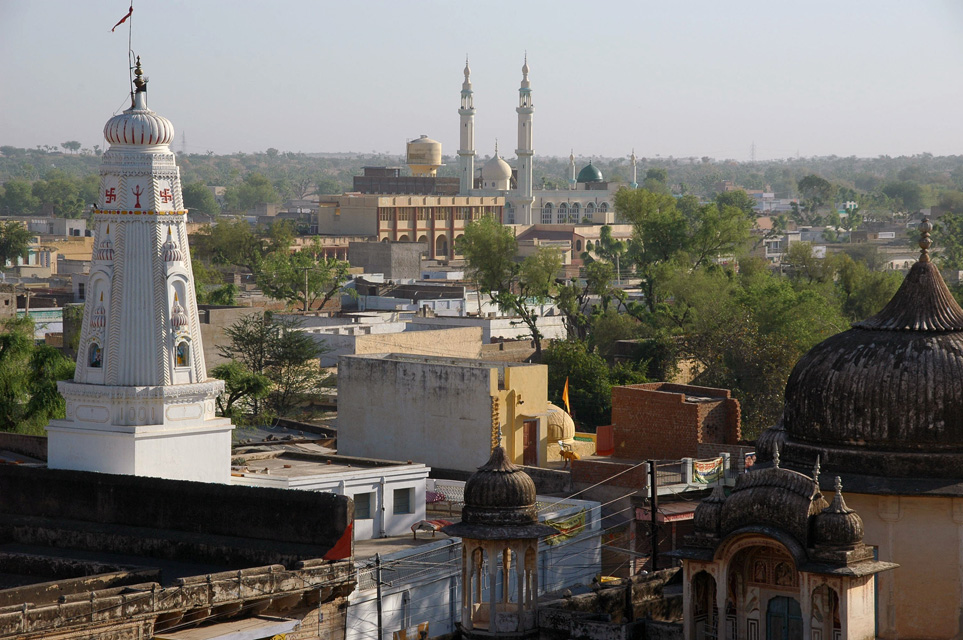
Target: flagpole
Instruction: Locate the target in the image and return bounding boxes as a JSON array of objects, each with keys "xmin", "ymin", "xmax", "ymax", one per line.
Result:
[{"xmin": 128, "ymin": 2, "xmax": 134, "ymax": 98}]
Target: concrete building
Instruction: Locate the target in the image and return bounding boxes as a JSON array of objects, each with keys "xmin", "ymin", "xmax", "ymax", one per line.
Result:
[
  {"xmin": 231, "ymin": 450, "xmax": 430, "ymax": 541},
  {"xmin": 348, "ymin": 240, "xmax": 426, "ymax": 280},
  {"xmin": 317, "ymin": 194, "xmax": 504, "ymax": 261},
  {"xmin": 46, "ymin": 59, "xmax": 234, "ymax": 483},
  {"xmin": 338, "ymin": 354, "xmax": 555, "ymax": 472}
]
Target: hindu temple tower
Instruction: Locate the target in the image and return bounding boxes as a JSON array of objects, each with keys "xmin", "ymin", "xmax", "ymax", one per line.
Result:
[{"xmin": 46, "ymin": 58, "xmax": 234, "ymax": 482}]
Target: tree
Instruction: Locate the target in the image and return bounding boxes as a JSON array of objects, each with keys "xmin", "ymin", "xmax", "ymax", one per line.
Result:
[
  {"xmin": 61, "ymin": 141, "xmax": 81, "ymax": 154},
  {"xmin": 457, "ymin": 216, "xmax": 562, "ymax": 361},
  {"xmin": 0, "ymin": 220, "xmax": 32, "ymax": 269},
  {"xmin": 0, "ymin": 316, "xmax": 75, "ymax": 434},
  {"xmin": 192, "ymin": 218, "xmax": 265, "ymax": 273},
  {"xmin": 182, "ymin": 182, "xmax": 219, "ymax": 217},
  {"xmin": 257, "ymin": 246, "xmax": 352, "ymax": 311},
  {"xmin": 223, "ymin": 173, "xmax": 279, "ymax": 212},
  {"xmin": 615, "ymin": 188, "xmax": 752, "ymax": 312},
  {"xmin": 217, "ymin": 313, "xmax": 330, "ymax": 418},
  {"xmin": 937, "ymin": 212, "xmax": 963, "ymax": 271},
  {"xmin": 210, "ymin": 361, "xmax": 270, "ymax": 421},
  {"xmin": 835, "ymin": 254, "xmax": 903, "ymax": 321},
  {"xmin": 0, "ymin": 179, "xmax": 39, "ymax": 215},
  {"xmin": 881, "ymin": 181, "xmax": 924, "ymax": 212}
]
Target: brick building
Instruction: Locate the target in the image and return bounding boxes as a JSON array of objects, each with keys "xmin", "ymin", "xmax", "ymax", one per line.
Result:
[{"xmin": 609, "ymin": 382, "xmax": 741, "ymax": 461}]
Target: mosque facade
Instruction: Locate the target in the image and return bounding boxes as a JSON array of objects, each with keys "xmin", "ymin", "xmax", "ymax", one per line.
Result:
[{"xmin": 457, "ymin": 58, "xmax": 638, "ymax": 226}]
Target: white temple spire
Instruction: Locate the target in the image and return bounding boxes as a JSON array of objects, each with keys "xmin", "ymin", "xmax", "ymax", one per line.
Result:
[{"xmin": 46, "ymin": 57, "xmax": 234, "ymax": 483}]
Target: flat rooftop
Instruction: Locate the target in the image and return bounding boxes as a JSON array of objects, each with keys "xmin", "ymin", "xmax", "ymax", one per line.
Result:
[
  {"xmin": 231, "ymin": 451, "xmax": 426, "ymax": 481},
  {"xmin": 343, "ymin": 352, "xmax": 542, "ymax": 371}
]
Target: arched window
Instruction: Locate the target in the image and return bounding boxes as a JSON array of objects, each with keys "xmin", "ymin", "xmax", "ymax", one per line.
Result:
[
  {"xmin": 88, "ymin": 342, "xmax": 103, "ymax": 368},
  {"xmin": 599, "ymin": 202, "xmax": 609, "ymax": 213},
  {"xmin": 576, "ymin": 240, "xmax": 583, "ymax": 252},
  {"xmin": 586, "ymin": 202, "xmax": 596, "ymax": 214},
  {"xmin": 175, "ymin": 341, "xmax": 190, "ymax": 367},
  {"xmin": 542, "ymin": 203, "xmax": 553, "ymax": 224},
  {"xmin": 557, "ymin": 203, "xmax": 568, "ymax": 225}
]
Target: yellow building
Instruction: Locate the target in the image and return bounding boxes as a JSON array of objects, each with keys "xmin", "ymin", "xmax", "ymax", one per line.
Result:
[
  {"xmin": 317, "ymin": 194, "xmax": 504, "ymax": 261},
  {"xmin": 337, "ymin": 353, "xmax": 563, "ymax": 472}
]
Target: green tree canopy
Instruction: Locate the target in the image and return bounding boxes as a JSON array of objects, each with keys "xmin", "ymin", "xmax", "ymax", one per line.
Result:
[
  {"xmin": 457, "ymin": 216, "xmax": 562, "ymax": 360},
  {"xmin": 0, "ymin": 316, "xmax": 75, "ymax": 434},
  {"xmin": 182, "ymin": 182, "xmax": 220, "ymax": 217},
  {"xmin": 0, "ymin": 220, "xmax": 32, "ymax": 269}
]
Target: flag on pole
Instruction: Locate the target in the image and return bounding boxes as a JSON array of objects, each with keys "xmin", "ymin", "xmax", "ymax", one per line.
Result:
[
  {"xmin": 112, "ymin": 4, "xmax": 133, "ymax": 32},
  {"xmin": 562, "ymin": 377, "xmax": 571, "ymax": 414}
]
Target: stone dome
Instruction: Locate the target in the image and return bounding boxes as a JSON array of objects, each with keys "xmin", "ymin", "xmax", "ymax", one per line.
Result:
[
  {"xmin": 103, "ymin": 59, "xmax": 174, "ymax": 147},
  {"xmin": 442, "ymin": 446, "xmax": 555, "ymax": 540},
  {"xmin": 773, "ymin": 223, "xmax": 963, "ymax": 479},
  {"xmin": 482, "ymin": 153, "xmax": 512, "ymax": 182},
  {"xmin": 692, "ymin": 483, "xmax": 726, "ymax": 539},
  {"xmin": 812, "ymin": 477, "xmax": 863, "ymax": 549},
  {"xmin": 545, "ymin": 402, "xmax": 575, "ymax": 443},
  {"xmin": 577, "ymin": 162, "xmax": 604, "ymax": 183}
]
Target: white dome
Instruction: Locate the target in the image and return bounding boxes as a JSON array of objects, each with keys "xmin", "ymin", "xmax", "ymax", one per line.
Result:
[
  {"xmin": 103, "ymin": 59, "xmax": 174, "ymax": 147},
  {"xmin": 482, "ymin": 154, "xmax": 512, "ymax": 181}
]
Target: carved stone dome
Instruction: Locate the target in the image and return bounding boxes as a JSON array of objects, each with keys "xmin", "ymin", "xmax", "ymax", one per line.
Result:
[
  {"xmin": 692, "ymin": 483, "xmax": 726, "ymax": 538},
  {"xmin": 812, "ymin": 477, "xmax": 863, "ymax": 549},
  {"xmin": 771, "ymin": 220, "xmax": 963, "ymax": 479},
  {"xmin": 442, "ymin": 446, "xmax": 555, "ymax": 540}
]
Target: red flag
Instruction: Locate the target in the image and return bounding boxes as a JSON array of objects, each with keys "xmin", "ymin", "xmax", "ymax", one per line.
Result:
[{"xmin": 111, "ymin": 4, "xmax": 133, "ymax": 32}]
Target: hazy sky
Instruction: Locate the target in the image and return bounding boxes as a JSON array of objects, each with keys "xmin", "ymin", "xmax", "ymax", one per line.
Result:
[{"xmin": 1, "ymin": 1, "xmax": 962, "ymax": 161}]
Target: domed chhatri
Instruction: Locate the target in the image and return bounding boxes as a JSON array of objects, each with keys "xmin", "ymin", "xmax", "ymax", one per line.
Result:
[
  {"xmin": 545, "ymin": 402, "xmax": 575, "ymax": 443},
  {"xmin": 576, "ymin": 162, "xmax": 604, "ymax": 183},
  {"xmin": 443, "ymin": 445, "xmax": 555, "ymax": 540},
  {"xmin": 766, "ymin": 218, "xmax": 963, "ymax": 479},
  {"xmin": 103, "ymin": 57, "xmax": 174, "ymax": 147}
]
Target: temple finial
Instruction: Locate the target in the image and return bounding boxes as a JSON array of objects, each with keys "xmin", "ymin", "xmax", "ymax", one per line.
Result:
[
  {"xmin": 812, "ymin": 455, "xmax": 821, "ymax": 485},
  {"xmin": 773, "ymin": 445, "xmax": 781, "ymax": 469},
  {"xmin": 133, "ymin": 56, "xmax": 146, "ymax": 92},
  {"xmin": 919, "ymin": 217, "xmax": 933, "ymax": 263},
  {"xmin": 834, "ymin": 475, "xmax": 843, "ymax": 496}
]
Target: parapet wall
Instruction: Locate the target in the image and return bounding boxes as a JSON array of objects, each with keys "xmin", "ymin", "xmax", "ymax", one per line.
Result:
[{"xmin": 0, "ymin": 465, "xmax": 350, "ymax": 548}]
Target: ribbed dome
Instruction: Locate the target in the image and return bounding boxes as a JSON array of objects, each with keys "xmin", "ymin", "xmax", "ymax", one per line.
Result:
[
  {"xmin": 103, "ymin": 59, "xmax": 174, "ymax": 147},
  {"xmin": 482, "ymin": 154, "xmax": 512, "ymax": 182},
  {"xmin": 162, "ymin": 230, "xmax": 183, "ymax": 263},
  {"xmin": 170, "ymin": 296, "xmax": 189, "ymax": 329},
  {"xmin": 545, "ymin": 403, "xmax": 575, "ymax": 443},
  {"xmin": 773, "ymin": 220, "xmax": 963, "ymax": 478},
  {"xmin": 577, "ymin": 163, "xmax": 604, "ymax": 183},
  {"xmin": 462, "ymin": 446, "xmax": 537, "ymax": 526},
  {"xmin": 812, "ymin": 477, "xmax": 863, "ymax": 549},
  {"xmin": 692, "ymin": 483, "xmax": 726, "ymax": 538},
  {"xmin": 442, "ymin": 446, "xmax": 556, "ymax": 541}
]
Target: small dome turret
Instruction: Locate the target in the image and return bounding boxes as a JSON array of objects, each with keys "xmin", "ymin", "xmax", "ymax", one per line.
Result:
[
  {"xmin": 812, "ymin": 477, "xmax": 864, "ymax": 549},
  {"xmin": 482, "ymin": 145, "xmax": 512, "ymax": 187},
  {"xmin": 162, "ymin": 227, "xmax": 183, "ymax": 263},
  {"xmin": 443, "ymin": 445, "xmax": 555, "ymax": 540},
  {"xmin": 545, "ymin": 403, "xmax": 575, "ymax": 443},
  {"xmin": 170, "ymin": 294, "xmax": 189, "ymax": 329},
  {"xmin": 692, "ymin": 482, "xmax": 726, "ymax": 539}
]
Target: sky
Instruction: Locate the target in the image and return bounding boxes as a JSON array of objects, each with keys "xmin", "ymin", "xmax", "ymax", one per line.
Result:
[{"xmin": 1, "ymin": 1, "xmax": 962, "ymax": 161}]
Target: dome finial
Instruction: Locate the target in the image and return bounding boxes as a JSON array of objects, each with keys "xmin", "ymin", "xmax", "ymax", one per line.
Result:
[
  {"xmin": 133, "ymin": 56, "xmax": 147, "ymax": 92},
  {"xmin": 464, "ymin": 55, "xmax": 470, "ymax": 77},
  {"xmin": 773, "ymin": 444, "xmax": 781, "ymax": 468},
  {"xmin": 812, "ymin": 455, "xmax": 821, "ymax": 486},
  {"xmin": 494, "ymin": 139, "xmax": 498, "ymax": 157},
  {"xmin": 919, "ymin": 217, "xmax": 933, "ymax": 263},
  {"xmin": 834, "ymin": 475, "xmax": 843, "ymax": 496}
]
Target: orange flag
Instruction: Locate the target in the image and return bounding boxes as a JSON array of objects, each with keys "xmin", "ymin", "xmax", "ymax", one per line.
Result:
[
  {"xmin": 562, "ymin": 377, "xmax": 571, "ymax": 414},
  {"xmin": 112, "ymin": 4, "xmax": 133, "ymax": 32}
]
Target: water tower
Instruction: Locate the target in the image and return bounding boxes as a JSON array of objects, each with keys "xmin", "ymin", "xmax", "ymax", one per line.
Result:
[{"xmin": 406, "ymin": 134, "xmax": 443, "ymax": 177}]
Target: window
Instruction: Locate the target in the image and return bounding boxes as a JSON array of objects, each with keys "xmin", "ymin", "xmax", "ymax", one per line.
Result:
[
  {"xmin": 78, "ymin": 283, "xmax": 85, "ymax": 300},
  {"xmin": 354, "ymin": 492, "xmax": 373, "ymax": 520},
  {"xmin": 393, "ymin": 488, "xmax": 412, "ymax": 514}
]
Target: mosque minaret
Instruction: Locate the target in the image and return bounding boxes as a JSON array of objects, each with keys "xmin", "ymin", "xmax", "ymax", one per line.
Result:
[
  {"xmin": 513, "ymin": 55, "xmax": 535, "ymax": 224},
  {"xmin": 46, "ymin": 58, "xmax": 234, "ymax": 482},
  {"xmin": 457, "ymin": 57, "xmax": 476, "ymax": 195},
  {"xmin": 460, "ymin": 56, "xmax": 637, "ymax": 226}
]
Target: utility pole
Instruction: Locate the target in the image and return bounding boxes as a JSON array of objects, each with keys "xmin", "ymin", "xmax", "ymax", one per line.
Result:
[
  {"xmin": 300, "ymin": 267, "xmax": 311, "ymax": 313},
  {"xmin": 648, "ymin": 459, "xmax": 659, "ymax": 571},
  {"xmin": 375, "ymin": 553, "xmax": 384, "ymax": 640}
]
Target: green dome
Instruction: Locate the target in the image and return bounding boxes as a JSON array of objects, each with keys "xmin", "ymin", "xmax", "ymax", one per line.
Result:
[{"xmin": 577, "ymin": 162, "xmax": 604, "ymax": 183}]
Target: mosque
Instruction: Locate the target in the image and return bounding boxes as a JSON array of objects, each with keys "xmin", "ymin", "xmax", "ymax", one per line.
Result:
[{"xmin": 455, "ymin": 57, "xmax": 638, "ymax": 225}]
